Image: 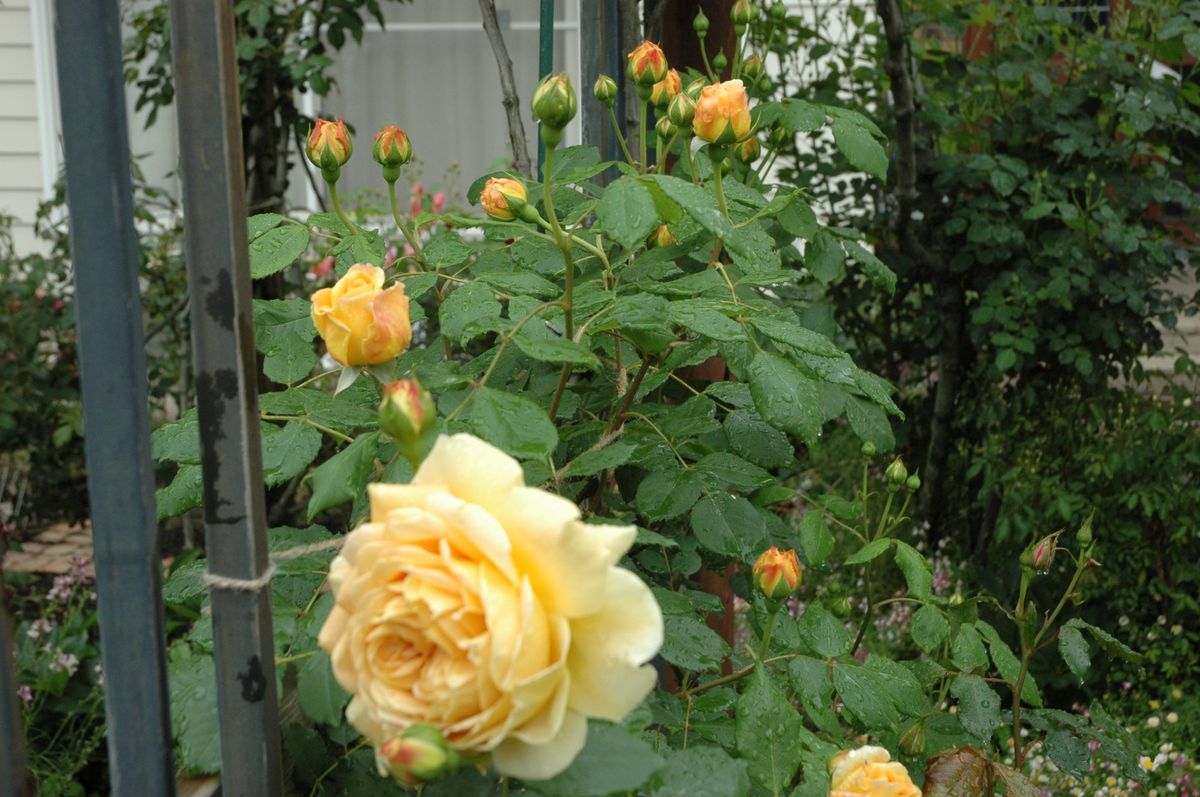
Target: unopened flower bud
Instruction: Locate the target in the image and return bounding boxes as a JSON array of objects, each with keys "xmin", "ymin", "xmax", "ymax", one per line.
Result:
[
  {"xmin": 757, "ymin": 75, "xmax": 774, "ymax": 95},
  {"xmin": 948, "ymin": 590, "xmax": 964, "ymax": 606},
  {"xmin": 731, "ymin": 0, "xmax": 755, "ymax": 26},
  {"xmin": 905, "ymin": 473, "xmax": 921, "ymax": 491},
  {"xmin": 734, "ymin": 136, "xmax": 761, "ymax": 164},
  {"xmin": 656, "ymin": 114, "xmax": 676, "ymax": 142},
  {"xmin": 1076, "ymin": 513, "xmax": 1094, "ymax": 546},
  {"xmin": 685, "ymin": 77, "xmax": 708, "ymax": 100},
  {"xmin": 532, "ymin": 72, "xmax": 577, "ymax": 147},
  {"xmin": 712, "ymin": 50, "xmax": 728, "ymax": 75},
  {"xmin": 373, "ymin": 125, "xmax": 412, "ymax": 183},
  {"xmin": 479, "ymin": 176, "xmax": 529, "ymax": 222},
  {"xmin": 770, "ymin": 1, "xmax": 788, "ymax": 21},
  {"xmin": 753, "ymin": 547, "xmax": 802, "ymax": 603},
  {"xmin": 593, "ymin": 74, "xmax": 618, "ymax": 108},
  {"xmin": 741, "ymin": 54, "xmax": 765, "ymax": 85},
  {"xmin": 899, "ymin": 720, "xmax": 927, "ymax": 756},
  {"xmin": 307, "ymin": 118, "xmax": 352, "ymax": 182},
  {"xmin": 693, "ymin": 8, "xmax": 710, "ymax": 36},
  {"xmin": 860, "ymin": 441, "xmax": 877, "ymax": 457},
  {"xmin": 1021, "ymin": 532, "xmax": 1060, "ymax": 573},
  {"xmin": 650, "ymin": 69, "xmax": 682, "ymax": 110},
  {"xmin": 668, "ymin": 92, "xmax": 697, "ymax": 129},
  {"xmin": 768, "ymin": 125, "xmax": 791, "ymax": 149},
  {"xmin": 648, "ymin": 224, "xmax": 674, "ymax": 249},
  {"xmin": 885, "ymin": 457, "xmax": 908, "ymax": 487},
  {"xmin": 831, "ymin": 596, "xmax": 853, "ymax": 618},
  {"xmin": 378, "ymin": 724, "xmax": 460, "ymax": 784},
  {"xmin": 380, "ymin": 379, "xmax": 435, "ymax": 443},
  {"xmin": 627, "ymin": 40, "xmax": 669, "ymax": 87}
]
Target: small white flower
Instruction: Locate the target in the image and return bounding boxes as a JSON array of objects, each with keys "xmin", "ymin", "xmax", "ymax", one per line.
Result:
[
  {"xmin": 1147, "ymin": 716, "xmax": 1161, "ymax": 728},
  {"xmin": 1171, "ymin": 624, "xmax": 1183, "ymax": 635},
  {"xmin": 1167, "ymin": 712, "xmax": 1179, "ymax": 724},
  {"xmin": 1119, "ymin": 616, "xmax": 1130, "ymax": 627}
]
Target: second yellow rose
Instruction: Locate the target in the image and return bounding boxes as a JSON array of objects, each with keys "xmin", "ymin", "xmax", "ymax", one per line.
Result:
[{"xmin": 311, "ymin": 263, "xmax": 412, "ymax": 367}]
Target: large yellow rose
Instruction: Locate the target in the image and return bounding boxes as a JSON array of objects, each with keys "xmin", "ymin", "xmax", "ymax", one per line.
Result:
[
  {"xmin": 694, "ymin": 79, "xmax": 753, "ymax": 145},
  {"xmin": 310, "ymin": 263, "xmax": 412, "ymax": 367},
  {"xmin": 829, "ymin": 746, "xmax": 921, "ymax": 797},
  {"xmin": 317, "ymin": 434, "xmax": 663, "ymax": 780}
]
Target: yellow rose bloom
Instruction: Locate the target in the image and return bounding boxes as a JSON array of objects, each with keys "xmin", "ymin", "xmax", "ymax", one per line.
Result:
[
  {"xmin": 830, "ymin": 746, "xmax": 921, "ymax": 797},
  {"xmin": 480, "ymin": 177, "xmax": 528, "ymax": 221},
  {"xmin": 310, "ymin": 263, "xmax": 412, "ymax": 367},
  {"xmin": 694, "ymin": 79, "xmax": 752, "ymax": 145},
  {"xmin": 318, "ymin": 434, "xmax": 664, "ymax": 780}
]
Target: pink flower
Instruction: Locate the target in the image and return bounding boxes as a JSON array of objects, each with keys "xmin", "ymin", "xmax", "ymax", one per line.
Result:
[
  {"xmin": 17, "ymin": 685, "xmax": 32, "ymax": 704},
  {"xmin": 309, "ymin": 256, "xmax": 335, "ymax": 280},
  {"xmin": 432, "ymin": 192, "xmax": 446, "ymax": 212}
]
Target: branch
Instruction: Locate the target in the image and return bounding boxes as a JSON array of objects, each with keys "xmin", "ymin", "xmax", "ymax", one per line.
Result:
[{"xmin": 477, "ymin": 0, "xmax": 534, "ymax": 178}]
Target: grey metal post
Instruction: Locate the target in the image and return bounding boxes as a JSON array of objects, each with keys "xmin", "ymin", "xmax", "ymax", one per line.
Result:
[
  {"xmin": 52, "ymin": 2, "xmax": 177, "ymax": 794},
  {"xmin": 167, "ymin": 3, "xmax": 283, "ymax": 794},
  {"xmin": 580, "ymin": 0, "xmax": 625, "ymax": 184},
  {"xmin": 0, "ymin": 600, "xmax": 30, "ymax": 797}
]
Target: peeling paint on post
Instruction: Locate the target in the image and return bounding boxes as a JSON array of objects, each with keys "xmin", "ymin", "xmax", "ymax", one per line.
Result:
[{"xmin": 167, "ymin": 2, "xmax": 283, "ymax": 794}]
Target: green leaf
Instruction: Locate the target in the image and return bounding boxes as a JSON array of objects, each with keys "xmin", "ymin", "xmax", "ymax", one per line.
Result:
[
  {"xmin": 798, "ymin": 603, "xmax": 851, "ymax": 659},
  {"xmin": 864, "ymin": 655, "xmax": 929, "ymax": 717},
  {"xmin": 842, "ymin": 240, "xmax": 896, "ymax": 294},
  {"xmin": 787, "ymin": 656, "xmax": 842, "ymax": 736},
  {"xmin": 563, "ymin": 441, "xmax": 635, "ymax": 478},
  {"xmin": 950, "ymin": 674, "xmax": 1002, "ymax": 740},
  {"xmin": 157, "ymin": 464, "xmax": 203, "ymax": 521},
  {"xmin": 747, "ymin": 350, "xmax": 822, "ymax": 445},
  {"xmin": 597, "ymin": 176, "xmax": 660, "ymax": 251},
  {"xmin": 778, "ymin": 200, "xmax": 818, "ymax": 240},
  {"xmin": 636, "ymin": 467, "xmax": 703, "ymax": 521},
  {"xmin": 911, "ymin": 605, "xmax": 950, "ymax": 653},
  {"xmin": 261, "ymin": 421, "xmax": 322, "ymax": 487},
  {"xmin": 528, "ymin": 722, "xmax": 664, "ymax": 797},
  {"xmin": 1064, "ymin": 619, "xmax": 1143, "ymax": 665},
  {"xmin": 1057, "ymin": 623, "xmax": 1091, "ymax": 681},
  {"xmin": 649, "ymin": 175, "xmax": 743, "ymax": 254},
  {"xmin": 297, "ymin": 649, "xmax": 350, "ymax": 726},
  {"xmin": 250, "ymin": 224, "xmax": 310, "ymax": 279},
  {"xmin": 853, "ymin": 369, "xmax": 902, "ymax": 417},
  {"xmin": 749, "ymin": 314, "xmax": 843, "ymax": 357},
  {"xmin": 832, "ymin": 663, "xmax": 900, "ymax": 729},
  {"xmin": 1043, "ymin": 729, "xmax": 1089, "ymax": 777},
  {"xmin": 152, "ymin": 408, "xmax": 200, "ymax": 464},
  {"xmin": 831, "ymin": 119, "xmax": 888, "ymax": 181},
  {"xmin": 892, "ymin": 541, "xmax": 932, "ymax": 598},
  {"xmin": 648, "ymin": 745, "xmax": 750, "ymax": 797},
  {"xmin": 779, "ymin": 98, "xmax": 826, "ymax": 132},
  {"xmin": 170, "ymin": 650, "xmax": 221, "ymax": 774},
  {"xmin": 669, "ymin": 301, "xmax": 745, "ymax": 342},
  {"xmin": 423, "ymin": 232, "xmax": 474, "ymax": 269},
  {"xmin": 951, "ymin": 624, "xmax": 990, "ymax": 673},
  {"xmin": 281, "ymin": 724, "xmax": 333, "ymax": 787},
  {"xmin": 247, "ymin": 212, "xmax": 285, "ymax": 241},
  {"xmin": 478, "ymin": 270, "xmax": 559, "ymax": 298},
  {"xmin": 468, "ymin": 387, "xmax": 558, "ymax": 460},
  {"xmin": 975, "ymin": 620, "xmax": 1041, "ymax": 707},
  {"xmin": 332, "ymin": 231, "xmax": 386, "ymax": 275},
  {"xmin": 735, "ymin": 668, "xmax": 804, "ymax": 795},
  {"xmin": 513, "ymin": 335, "xmax": 602, "ymax": 371},
  {"xmin": 845, "ymin": 538, "xmax": 894, "ymax": 565},
  {"xmin": 690, "ymin": 493, "xmax": 767, "ymax": 561},
  {"xmin": 695, "ymin": 452, "xmax": 773, "ymax": 492},
  {"xmin": 253, "ymin": 299, "xmax": 317, "ymax": 385},
  {"xmin": 439, "ymin": 282, "xmax": 502, "ymax": 346},
  {"xmin": 656, "ymin": 588, "xmax": 731, "ymax": 670},
  {"xmin": 723, "ymin": 409, "xmax": 794, "ymax": 469},
  {"xmin": 844, "ymin": 396, "xmax": 895, "ymax": 452},
  {"xmin": 306, "ymin": 432, "xmax": 379, "ymax": 520},
  {"xmin": 798, "ymin": 511, "xmax": 834, "ymax": 566},
  {"xmin": 805, "ymin": 230, "xmax": 845, "ymax": 283}
]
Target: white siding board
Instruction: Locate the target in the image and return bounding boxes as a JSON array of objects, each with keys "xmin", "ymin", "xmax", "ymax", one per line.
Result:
[
  {"xmin": 0, "ymin": 9, "xmax": 33, "ymax": 46},
  {"xmin": 0, "ymin": 153, "xmax": 41, "ymax": 189},
  {"xmin": 0, "ymin": 118, "xmax": 38, "ymax": 152},
  {"xmin": 0, "ymin": 186, "xmax": 40, "ymax": 220},
  {"xmin": 0, "ymin": 46, "xmax": 35, "ymax": 82},
  {"xmin": 0, "ymin": 83, "xmax": 36, "ymax": 116}
]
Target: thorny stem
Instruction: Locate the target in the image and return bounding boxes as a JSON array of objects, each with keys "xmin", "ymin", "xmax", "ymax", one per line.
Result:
[{"xmin": 542, "ymin": 144, "xmax": 578, "ymax": 421}]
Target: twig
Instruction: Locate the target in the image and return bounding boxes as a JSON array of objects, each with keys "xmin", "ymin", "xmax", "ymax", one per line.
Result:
[{"xmin": 477, "ymin": 0, "xmax": 534, "ymax": 177}]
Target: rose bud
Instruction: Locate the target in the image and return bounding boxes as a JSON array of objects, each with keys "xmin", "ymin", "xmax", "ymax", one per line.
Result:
[
  {"xmin": 372, "ymin": 125, "xmax": 412, "ymax": 183},
  {"xmin": 711, "ymin": 49, "xmax": 728, "ymax": 75},
  {"xmin": 650, "ymin": 68, "xmax": 682, "ymax": 110},
  {"xmin": 885, "ymin": 457, "xmax": 908, "ymax": 487},
  {"xmin": 655, "ymin": 114, "xmax": 676, "ymax": 142},
  {"xmin": 479, "ymin": 176, "xmax": 530, "ymax": 222},
  {"xmin": 685, "ymin": 77, "xmax": 708, "ymax": 100},
  {"xmin": 307, "ymin": 118, "xmax": 353, "ymax": 182},
  {"xmin": 379, "ymin": 379, "xmax": 436, "ymax": 465},
  {"xmin": 532, "ymin": 72, "xmax": 577, "ymax": 146},
  {"xmin": 905, "ymin": 473, "xmax": 921, "ymax": 491},
  {"xmin": 648, "ymin": 224, "xmax": 674, "ymax": 249},
  {"xmin": 1022, "ymin": 532, "xmax": 1060, "ymax": 572},
  {"xmin": 378, "ymin": 724, "xmax": 460, "ymax": 784},
  {"xmin": 898, "ymin": 720, "xmax": 927, "ymax": 757},
  {"xmin": 593, "ymin": 73, "xmax": 618, "ymax": 108},
  {"xmin": 860, "ymin": 441, "xmax": 877, "ymax": 457},
  {"xmin": 731, "ymin": 0, "xmax": 755, "ymax": 26},
  {"xmin": 831, "ymin": 596, "xmax": 853, "ymax": 618},
  {"xmin": 734, "ymin": 136, "xmax": 761, "ymax": 164},
  {"xmin": 770, "ymin": 1, "xmax": 788, "ymax": 21},
  {"xmin": 311, "ymin": 264, "xmax": 412, "ymax": 367},
  {"xmin": 693, "ymin": 7, "xmax": 710, "ymax": 36},
  {"xmin": 741, "ymin": 54, "xmax": 765, "ymax": 85},
  {"xmin": 693, "ymin": 79, "xmax": 752, "ymax": 145},
  {"xmin": 627, "ymin": 40, "xmax": 669, "ymax": 88},
  {"xmin": 668, "ymin": 92, "xmax": 697, "ymax": 130},
  {"xmin": 752, "ymin": 547, "xmax": 802, "ymax": 603},
  {"xmin": 768, "ymin": 125, "xmax": 792, "ymax": 150}
]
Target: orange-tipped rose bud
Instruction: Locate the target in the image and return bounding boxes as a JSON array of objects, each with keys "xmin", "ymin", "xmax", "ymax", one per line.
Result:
[
  {"xmin": 742, "ymin": 54, "xmax": 765, "ymax": 85},
  {"xmin": 627, "ymin": 41, "xmax": 669, "ymax": 88},
  {"xmin": 311, "ymin": 264, "xmax": 412, "ymax": 367},
  {"xmin": 693, "ymin": 79, "xmax": 752, "ymax": 145},
  {"xmin": 734, "ymin": 136, "xmax": 762, "ymax": 164},
  {"xmin": 379, "ymin": 379, "xmax": 436, "ymax": 467},
  {"xmin": 307, "ymin": 118, "xmax": 353, "ymax": 181},
  {"xmin": 593, "ymin": 74, "xmax": 619, "ymax": 108},
  {"xmin": 373, "ymin": 125, "xmax": 412, "ymax": 183},
  {"xmin": 378, "ymin": 725, "xmax": 460, "ymax": 784},
  {"xmin": 479, "ymin": 176, "xmax": 529, "ymax": 222},
  {"xmin": 685, "ymin": 77, "xmax": 708, "ymax": 100},
  {"xmin": 532, "ymin": 72, "xmax": 577, "ymax": 146},
  {"xmin": 731, "ymin": 0, "xmax": 755, "ymax": 26},
  {"xmin": 648, "ymin": 224, "xmax": 675, "ymax": 248},
  {"xmin": 753, "ymin": 547, "xmax": 801, "ymax": 602},
  {"xmin": 650, "ymin": 68, "xmax": 682, "ymax": 109},
  {"xmin": 668, "ymin": 92, "xmax": 697, "ymax": 129},
  {"xmin": 829, "ymin": 746, "xmax": 920, "ymax": 797}
]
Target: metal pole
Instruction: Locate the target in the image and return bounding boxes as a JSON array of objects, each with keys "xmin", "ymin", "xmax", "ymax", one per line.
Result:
[
  {"xmin": 537, "ymin": 0, "xmax": 554, "ymax": 178},
  {"xmin": 0, "ymin": 599, "xmax": 30, "ymax": 797},
  {"xmin": 167, "ymin": 3, "xmax": 283, "ymax": 795},
  {"xmin": 52, "ymin": 2, "xmax": 177, "ymax": 795},
  {"xmin": 580, "ymin": 0, "xmax": 625, "ymax": 184}
]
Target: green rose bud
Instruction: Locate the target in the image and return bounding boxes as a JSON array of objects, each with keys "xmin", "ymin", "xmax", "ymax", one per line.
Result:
[
  {"xmin": 379, "ymin": 724, "xmax": 461, "ymax": 784},
  {"xmin": 831, "ymin": 596, "xmax": 853, "ymax": 618},
  {"xmin": 885, "ymin": 457, "xmax": 909, "ymax": 487},
  {"xmin": 769, "ymin": 1, "xmax": 788, "ymax": 21},
  {"xmin": 731, "ymin": 0, "xmax": 755, "ymax": 26},
  {"xmin": 532, "ymin": 72, "xmax": 577, "ymax": 147},
  {"xmin": 712, "ymin": 50, "xmax": 728, "ymax": 75},
  {"xmin": 741, "ymin": 54, "xmax": 765, "ymax": 85},
  {"xmin": 693, "ymin": 7, "xmax": 710, "ymax": 36},
  {"xmin": 899, "ymin": 720, "xmax": 927, "ymax": 756},
  {"xmin": 668, "ymin": 91, "xmax": 697, "ymax": 129},
  {"xmin": 379, "ymin": 379, "xmax": 436, "ymax": 469},
  {"xmin": 593, "ymin": 73, "xmax": 618, "ymax": 108},
  {"xmin": 860, "ymin": 441, "xmax": 877, "ymax": 457},
  {"xmin": 906, "ymin": 473, "xmax": 921, "ymax": 491}
]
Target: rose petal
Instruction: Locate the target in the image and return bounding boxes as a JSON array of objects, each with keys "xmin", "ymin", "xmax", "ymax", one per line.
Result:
[
  {"xmin": 491, "ymin": 708, "xmax": 588, "ymax": 780},
  {"xmin": 567, "ymin": 567, "xmax": 662, "ymax": 721},
  {"xmin": 414, "ymin": 434, "xmax": 524, "ymax": 511}
]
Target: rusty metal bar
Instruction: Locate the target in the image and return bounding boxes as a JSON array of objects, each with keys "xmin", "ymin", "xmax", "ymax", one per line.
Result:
[
  {"xmin": 52, "ymin": 1, "xmax": 176, "ymax": 793},
  {"xmin": 167, "ymin": 2, "xmax": 283, "ymax": 794}
]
